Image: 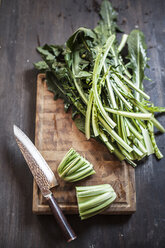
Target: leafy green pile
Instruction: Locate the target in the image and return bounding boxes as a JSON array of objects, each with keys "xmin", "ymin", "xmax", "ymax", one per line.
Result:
[
  {"xmin": 57, "ymin": 148, "xmax": 95, "ymax": 182},
  {"xmin": 35, "ymin": 0, "xmax": 165, "ymax": 167},
  {"xmin": 76, "ymin": 184, "xmax": 116, "ymax": 220}
]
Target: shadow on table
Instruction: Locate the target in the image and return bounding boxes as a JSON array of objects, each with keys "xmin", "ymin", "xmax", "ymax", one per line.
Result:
[{"xmin": 35, "ymin": 213, "xmax": 131, "ymax": 247}]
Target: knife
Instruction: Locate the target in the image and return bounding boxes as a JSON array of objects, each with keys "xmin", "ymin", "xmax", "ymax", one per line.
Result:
[{"xmin": 13, "ymin": 125, "xmax": 76, "ymax": 242}]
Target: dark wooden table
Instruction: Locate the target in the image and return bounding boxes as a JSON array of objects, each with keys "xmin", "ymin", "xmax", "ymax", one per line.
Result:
[{"xmin": 0, "ymin": 0, "xmax": 165, "ymax": 247}]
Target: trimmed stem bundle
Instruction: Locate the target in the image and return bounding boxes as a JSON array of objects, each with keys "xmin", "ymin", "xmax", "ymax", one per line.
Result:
[
  {"xmin": 57, "ymin": 148, "xmax": 95, "ymax": 182},
  {"xmin": 76, "ymin": 184, "xmax": 116, "ymax": 220}
]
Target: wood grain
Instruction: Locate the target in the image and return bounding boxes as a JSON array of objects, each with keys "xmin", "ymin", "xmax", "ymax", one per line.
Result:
[{"xmin": 33, "ymin": 74, "xmax": 136, "ymax": 214}]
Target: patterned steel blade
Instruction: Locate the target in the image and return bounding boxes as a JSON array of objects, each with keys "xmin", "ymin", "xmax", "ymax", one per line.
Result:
[{"xmin": 13, "ymin": 125, "xmax": 58, "ymax": 196}]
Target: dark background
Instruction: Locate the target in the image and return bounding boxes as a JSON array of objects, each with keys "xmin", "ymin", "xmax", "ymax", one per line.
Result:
[{"xmin": 0, "ymin": 0, "xmax": 165, "ymax": 247}]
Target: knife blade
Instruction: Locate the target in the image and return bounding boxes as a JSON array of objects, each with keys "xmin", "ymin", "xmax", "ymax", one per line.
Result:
[{"xmin": 13, "ymin": 125, "xmax": 76, "ymax": 242}]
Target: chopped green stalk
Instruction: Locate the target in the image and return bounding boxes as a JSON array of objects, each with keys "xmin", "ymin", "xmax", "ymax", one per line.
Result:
[
  {"xmin": 125, "ymin": 113, "xmax": 144, "ymax": 132},
  {"xmin": 105, "ymin": 107, "xmax": 152, "ymax": 120},
  {"xmin": 99, "ymin": 130, "xmax": 125, "ymax": 160},
  {"xmin": 130, "ymin": 98, "xmax": 165, "ymax": 133},
  {"xmin": 99, "ymin": 115, "xmax": 133, "ymax": 153},
  {"xmin": 147, "ymin": 121, "xmax": 163, "ymax": 159},
  {"xmin": 118, "ymin": 34, "xmax": 128, "ymax": 53},
  {"xmin": 111, "ymin": 82, "xmax": 133, "ymax": 110},
  {"xmin": 99, "ymin": 130, "xmax": 114, "ymax": 152},
  {"xmin": 125, "ymin": 119, "xmax": 143, "ymax": 140},
  {"xmin": 57, "ymin": 148, "xmax": 95, "ymax": 182},
  {"xmin": 85, "ymin": 89, "xmax": 94, "ymax": 139},
  {"xmin": 92, "ymin": 104, "xmax": 100, "ymax": 137},
  {"xmin": 60, "ymin": 157, "xmax": 80, "ymax": 178},
  {"xmin": 73, "ymin": 78, "xmax": 88, "ymax": 105},
  {"xmin": 111, "ymin": 45, "xmax": 120, "ymax": 71},
  {"xmin": 68, "ymin": 159, "xmax": 87, "ymax": 175},
  {"xmin": 92, "ymin": 36, "xmax": 116, "ymax": 129},
  {"xmin": 93, "ymin": 74, "xmax": 116, "ymax": 129},
  {"xmin": 76, "ymin": 184, "xmax": 116, "ymax": 220},
  {"xmin": 80, "ymin": 197, "xmax": 114, "ymax": 218},
  {"xmin": 116, "ymin": 109, "xmax": 128, "ymax": 144},
  {"xmin": 117, "ymin": 114, "xmax": 133, "ymax": 161},
  {"xmin": 104, "ymin": 63, "xmax": 117, "ymax": 108},
  {"xmin": 79, "ymin": 201, "xmax": 113, "ymax": 220},
  {"xmin": 117, "ymin": 143, "xmax": 134, "ymax": 161},
  {"xmin": 141, "ymin": 127, "xmax": 154, "ymax": 155},
  {"xmin": 65, "ymin": 165, "xmax": 95, "ymax": 182},
  {"xmin": 135, "ymin": 118, "xmax": 147, "ymax": 129},
  {"xmin": 133, "ymin": 145, "xmax": 144, "ymax": 157},
  {"xmin": 77, "ymin": 184, "xmax": 110, "ymax": 192},
  {"xmin": 77, "ymin": 185, "xmax": 113, "ymax": 197},
  {"xmin": 99, "ymin": 35, "xmax": 116, "ymax": 74},
  {"xmin": 115, "ymin": 72, "xmax": 150, "ymax": 100},
  {"xmin": 120, "ymin": 116, "xmax": 128, "ymax": 144},
  {"xmin": 57, "ymin": 148, "xmax": 76, "ymax": 173},
  {"xmin": 133, "ymin": 138, "xmax": 147, "ymax": 155},
  {"xmin": 113, "ymin": 148, "xmax": 125, "ymax": 161},
  {"xmin": 78, "ymin": 192, "xmax": 111, "ymax": 211},
  {"xmin": 125, "ymin": 120, "xmax": 131, "ymax": 137},
  {"xmin": 105, "ymin": 141, "xmax": 115, "ymax": 153},
  {"xmin": 112, "ymin": 74, "xmax": 132, "ymax": 96},
  {"xmin": 125, "ymin": 158, "xmax": 137, "ymax": 167}
]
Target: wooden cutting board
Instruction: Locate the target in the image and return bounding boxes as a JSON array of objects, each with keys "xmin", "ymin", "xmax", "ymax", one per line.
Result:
[{"xmin": 33, "ymin": 74, "xmax": 136, "ymax": 214}]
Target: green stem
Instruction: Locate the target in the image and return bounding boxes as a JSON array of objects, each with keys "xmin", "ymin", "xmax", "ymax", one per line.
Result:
[
  {"xmin": 125, "ymin": 119, "xmax": 143, "ymax": 140},
  {"xmin": 99, "ymin": 130, "xmax": 114, "ymax": 152},
  {"xmin": 130, "ymin": 98, "xmax": 165, "ymax": 133},
  {"xmin": 99, "ymin": 115, "xmax": 133, "ymax": 153},
  {"xmin": 92, "ymin": 42, "xmax": 116, "ymax": 129},
  {"xmin": 92, "ymin": 104, "xmax": 100, "ymax": 137},
  {"xmin": 141, "ymin": 127, "xmax": 154, "ymax": 155},
  {"xmin": 115, "ymin": 72, "xmax": 150, "ymax": 100},
  {"xmin": 111, "ymin": 82, "xmax": 132, "ymax": 109},
  {"xmin": 103, "ymin": 63, "xmax": 117, "ymax": 108},
  {"xmin": 73, "ymin": 78, "xmax": 88, "ymax": 105},
  {"xmin": 147, "ymin": 121, "xmax": 163, "ymax": 159},
  {"xmin": 85, "ymin": 89, "xmax": 94, "ymax": 139},
  {"xmin": 105, "ymin": 107, "xmax": 152, "ymax": 120}
]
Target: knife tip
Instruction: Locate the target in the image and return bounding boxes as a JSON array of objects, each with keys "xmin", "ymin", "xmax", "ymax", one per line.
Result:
[
  {"xmin": 13, "ymin": 124, "xmax": 17, "ymax": 133},
  {"xmin": 13, "ymin": 124, "xmax": 20, "ymax": 137}
]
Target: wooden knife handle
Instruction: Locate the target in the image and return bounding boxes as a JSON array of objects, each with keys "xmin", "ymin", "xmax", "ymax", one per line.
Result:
[{"xmin": 46, "ymin": 193, "xmax": 77, "ymax": 242}]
